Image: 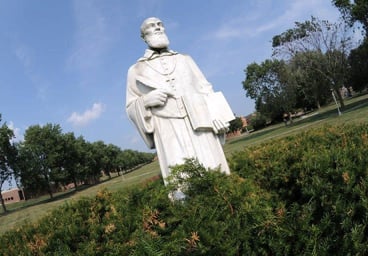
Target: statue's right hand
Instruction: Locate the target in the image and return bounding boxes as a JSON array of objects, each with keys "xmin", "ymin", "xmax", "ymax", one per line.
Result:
[{"xmin": 143, "ymin": 89, "xmax": 169, "ymax": 107}]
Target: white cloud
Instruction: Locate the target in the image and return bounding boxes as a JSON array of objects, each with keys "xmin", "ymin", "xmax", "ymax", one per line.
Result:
[
  {"xmin": 8, "ymin": 121, "xmax": 23, "ymax": 142},
  {"xmin": 67, "ymin": 102, "xmax": 105, "ymax": 127}
]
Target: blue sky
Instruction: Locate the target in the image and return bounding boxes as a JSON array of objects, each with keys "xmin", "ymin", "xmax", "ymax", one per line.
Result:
[{"xmin": 0, "ymin": 0, "xmax": 341, "ymax": 154}]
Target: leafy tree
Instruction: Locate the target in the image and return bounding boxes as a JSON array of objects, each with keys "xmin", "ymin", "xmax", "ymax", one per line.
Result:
[
  {"xmin": 290, "ymin": 51, "xmax": 333, "ymax": 109},
  {"xmin": 58, "ymin": 132, "xmax": 83, "ymax": 189},
  {"xmin": 15, "ymin": 143, "xmax": 43, "ymax": 198},
  {"xmin": 104, "ymin": 144, "xmax": 121, "ymax": 176},
  {"xmin": 347, "ymin": 38, "xmax": 368, "ymax": 91},
  {"xmin": 116, "ymin": 150, "xmax": 129, "ymax": 174},
  {"xmin": 80, "ymin": 140, "xmax": 101, "ymax": 185},
  {"xmin": 228, "ymin": 116, "xmax": 244, "ymax": 134},
  {"xmin": 121, "ymin": 149, "xmax": 141, "ymax": 171},
  {"xmin": 141, "ymin": 151, "xmax": 155, "ymax": 163},
  {"xmin": 92, "ymin": 141, "xmax": 110, "ymax": 179},
  {"xmin": 332, "ymin": 0, "xmax": 368, "ymax": 36},
  {"xmin": 249, "ymin": 112, "xmax": 268, "ymax": 131},
  {"xmin": 243, "ymin": 59, "xmax": 297, "ymax": 122},
  {"xmin": 117, "ymin": 149, "xmax": 155, "ymax": 174},
  {"xmin": 0, "ymin": 114, "xmax": 17, "ymax": 212},
  {"xmin": 73, "ymin": 136, "xmax": 92, "ymax": 186},
  {"xmin": 272, "ymin": 16, "xmax": 355, "ymax": 108},
  {"xmin": 20, "ymin": 124, "xmax": 64, "ymax": 199}
]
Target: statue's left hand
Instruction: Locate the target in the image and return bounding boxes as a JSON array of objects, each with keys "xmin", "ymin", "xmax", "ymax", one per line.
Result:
[{"xmin": 213, "ymin": 119, "xmax": 229, "ymax": 134}]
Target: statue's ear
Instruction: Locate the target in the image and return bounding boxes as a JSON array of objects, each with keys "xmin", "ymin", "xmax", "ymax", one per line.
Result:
[{"xmin": 141, "ymin": 33, "xmax": 147, "ymax": 42}]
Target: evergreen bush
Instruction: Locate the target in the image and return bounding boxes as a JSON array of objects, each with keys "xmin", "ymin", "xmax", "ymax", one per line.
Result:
[
  {"xmin": 230, "ymin": 124, "xmax": 368, "ymax": 255},
  {"xmin": 0, "ymin": 160, "xmax": 274, "ymax": 255}
]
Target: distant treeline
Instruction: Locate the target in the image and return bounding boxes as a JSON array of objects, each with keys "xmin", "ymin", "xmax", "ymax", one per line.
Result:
[{"xmin": 0, "ymin": 119, "xmax": 155, "ymax": 212}]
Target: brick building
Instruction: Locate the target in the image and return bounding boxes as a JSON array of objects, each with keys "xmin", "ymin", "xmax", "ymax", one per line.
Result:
[{"xmin": 1, "ymin": 188, "xmax": 25, "ymax": 204}]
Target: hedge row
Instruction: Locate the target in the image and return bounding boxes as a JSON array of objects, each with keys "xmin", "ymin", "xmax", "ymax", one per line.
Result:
[{"xmin": 1, "ymin": 123, "xmax": 367, "ymax": 255}]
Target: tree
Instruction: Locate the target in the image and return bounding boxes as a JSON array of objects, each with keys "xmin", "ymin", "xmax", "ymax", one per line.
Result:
[
  {"xmin": 104, "ymin": 144, "xmax": 121, "ymax": 176},
  {"xmin": 79, "ymin": 140, "xmax": 101, "ymax": 185},
  {"xmin": 348, "ymin": 38, "xmax": 368, "ymax": 91},
  {"xmin": 72, "ymin": 136, "xmax": 91, "ymax": 187},
  {"xmin": 243, "ymin": 59, "xmax": 297, "ymax": 122},
  {"xmin": 120, "ymin": 149, "xmax": 144, "ymax": 171},
  {"xmin": 290, "ymin": 51, "xmax": 335, "ymax": 109},
  {"xmin": 228, "ymin": 117, "xmax": 244, "ymax": 134},
  {"xmin": 0, "ymin": 114, "xmax": 17, "ymax": 212},
  {"xmin": 117, "ymin": 149, "xmax": 154, "ymax": 174},
  {"xmin": 58, "ymin": 132, "xmax": 83, "ymax": 190},
  {"xmin": 91, "ymin": 141, "xmax": 110, "ymax": 179},
  {"xmin": 15, "ymin": 143, "xmax": 46, "ymax": 199},
  {"xmin": 20, "ymin": 124, "xmax": 64, "ymax": 199},
  {"xmin": 272, "ymin": 16, "xmax": 355, "ymax": 108},
  {"xmin": 249, "ymin": 112, "xmax": 268, "ymax": 131},
  {"xmin": 332, "ymin": 0, "xmax": 368, "ymax": 36}
]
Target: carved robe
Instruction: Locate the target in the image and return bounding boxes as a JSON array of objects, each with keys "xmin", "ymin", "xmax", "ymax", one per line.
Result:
[{"xmin": 126, "ymin": 49, "xmax": 232, "ymax": 183}]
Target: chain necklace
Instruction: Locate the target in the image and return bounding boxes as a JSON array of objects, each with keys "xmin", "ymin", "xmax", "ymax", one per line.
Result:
[{"xmin": 144, "ymin": 55, "xmax": 177, "ymax": 76}]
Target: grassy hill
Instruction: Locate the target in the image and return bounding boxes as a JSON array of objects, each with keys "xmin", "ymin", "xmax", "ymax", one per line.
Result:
[{"xmin": 0, "ymin": 92, "xmax": 367, "ymax": 238}]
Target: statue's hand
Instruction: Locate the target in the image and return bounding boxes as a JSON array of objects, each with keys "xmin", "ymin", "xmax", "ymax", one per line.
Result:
[
  {"xmin": 143, "ymin": 89, "xmax": 170, "ymax": 107},
  {"xmin": 213, "ymin": 119, "xmax": 229, "ymax": 134}
]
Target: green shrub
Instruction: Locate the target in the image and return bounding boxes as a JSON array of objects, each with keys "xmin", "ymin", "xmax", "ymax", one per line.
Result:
[
  {"xmin": 250, "ymin": 114, "xmax": 268, "ymax": 131},
  {"xmin": 230, "ymin": 124, "xmax": 368, "ymax": 255},
  {"xmin": 0, "ymin": 159, "xmax": 275, "ymax": 255}
]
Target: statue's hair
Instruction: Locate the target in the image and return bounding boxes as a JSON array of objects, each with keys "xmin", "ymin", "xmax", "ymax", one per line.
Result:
[{"xmin": 140, "ymin": 17, "xmax": 161, "ymax": 39}]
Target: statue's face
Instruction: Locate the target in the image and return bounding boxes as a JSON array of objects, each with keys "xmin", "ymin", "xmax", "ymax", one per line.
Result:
[{"xmin": 141, "ymin": 17, "xmax": 169, "ymax": 49}]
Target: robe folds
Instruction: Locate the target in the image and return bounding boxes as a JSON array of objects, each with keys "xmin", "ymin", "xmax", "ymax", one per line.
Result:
[{"xmin": 126, "ymin": 49, "xmax": 232, "ymax": 183}]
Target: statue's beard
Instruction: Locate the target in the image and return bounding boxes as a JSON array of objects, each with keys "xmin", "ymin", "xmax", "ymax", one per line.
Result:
[{"xmin": 145, "ymin": 32, "xmax": 170, "ymax": 49}]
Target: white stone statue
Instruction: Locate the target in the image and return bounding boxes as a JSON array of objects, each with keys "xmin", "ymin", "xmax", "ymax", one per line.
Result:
[{"xmin": 126, "ymin": 17, "xmax": 235, "ymax": 185}]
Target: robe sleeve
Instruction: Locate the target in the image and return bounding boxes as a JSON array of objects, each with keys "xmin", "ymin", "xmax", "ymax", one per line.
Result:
[
  {"xmin": 184, "ymin": 55, "xmax": 214, "ymax": 94},
  {"xmin": 126, "ymin": 65, "xmax": 155, "ymax": 149},
  {"xmin": 184, "ymin": 55, "xmax": 232, "ymax": 144}
]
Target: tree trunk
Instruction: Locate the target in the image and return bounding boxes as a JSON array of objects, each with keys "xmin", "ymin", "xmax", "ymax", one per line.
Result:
[
  {"xmin": 47, "ymin": 185, "xmax": 54, "ymax": 199},
  {"xmin": 42, "ymin": 172, "xmax": 54, "ymax": 199},
  {"xmin": 0, "ymin": 193, "xmax": 7, "ymax": 213},
  {"xmin": 335, "ymin": 88, "xmax": 345, "ymax": 109},
  {"xmin": 73, "ymin": 178, "xmax": 78, "ymax": 191}
]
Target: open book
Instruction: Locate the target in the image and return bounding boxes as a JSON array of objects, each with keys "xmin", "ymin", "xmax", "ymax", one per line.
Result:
[{"xmin": 182, "ymin": 92, "xmax": 235, "ymax": 133}]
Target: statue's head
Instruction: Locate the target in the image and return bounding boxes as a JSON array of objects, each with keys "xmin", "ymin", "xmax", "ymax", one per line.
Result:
[{"xmin": 140, "ymin": 17, "xmax": 170, "ymax": 50}]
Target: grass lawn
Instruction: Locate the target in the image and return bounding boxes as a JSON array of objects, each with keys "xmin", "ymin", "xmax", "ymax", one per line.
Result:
[
  {"xmin": 0, "ymin": 162, "xmax": 161, "ymax": 235},
  {"xmin": 225, "ymin": 92, "xmax": 368, "ymax": 153},
  {"xmin": 1, "ymin": 93, "xmax": 367, "ymax": 235}
]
